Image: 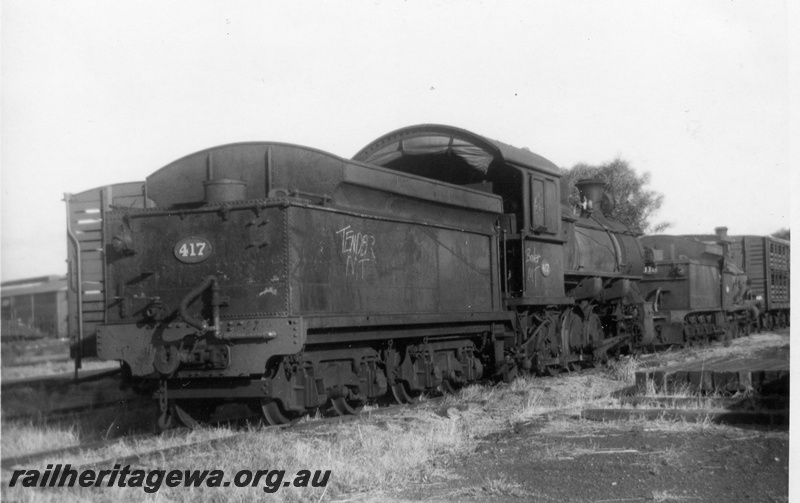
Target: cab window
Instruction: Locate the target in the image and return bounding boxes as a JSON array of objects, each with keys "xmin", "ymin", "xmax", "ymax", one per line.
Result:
[{"xmin": 529, "ymin": 174, "xmax": 558, "ymax": 233}]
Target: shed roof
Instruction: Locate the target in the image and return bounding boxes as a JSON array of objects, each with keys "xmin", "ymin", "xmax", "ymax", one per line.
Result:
[{"xmin": 1, "ymin": 276, "xmax": 67, "ymax": 298}]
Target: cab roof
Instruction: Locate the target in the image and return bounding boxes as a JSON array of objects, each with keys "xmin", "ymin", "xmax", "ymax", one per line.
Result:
[{"xmin": 353, "ymin": 124, "xmax": 561, "ymax": 177}]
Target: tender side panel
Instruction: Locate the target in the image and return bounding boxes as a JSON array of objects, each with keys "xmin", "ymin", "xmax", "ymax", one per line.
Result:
[{"xmin": 288, "ymin": 205, "xmax": 499, "ymax": 316}]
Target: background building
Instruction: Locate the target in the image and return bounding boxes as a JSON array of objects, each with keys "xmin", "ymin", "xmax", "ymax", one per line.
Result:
[{"xmin": 1, "ymin": 275, "xmax": 68, "ymax": 340}]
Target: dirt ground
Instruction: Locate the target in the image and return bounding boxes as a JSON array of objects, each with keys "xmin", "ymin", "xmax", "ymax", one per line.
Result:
[{"xmin": 400, "ymin": 420, "xmax": 789, "ymax": 502}]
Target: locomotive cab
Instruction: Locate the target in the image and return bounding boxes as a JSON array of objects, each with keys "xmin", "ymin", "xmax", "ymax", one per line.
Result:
[{"xmin": 352, "ymin": 124, "xmax": 569, "ymax": 307}]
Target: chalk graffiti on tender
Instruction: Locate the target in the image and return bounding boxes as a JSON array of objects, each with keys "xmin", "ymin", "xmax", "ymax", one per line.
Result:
[
  {"xmin": 336, "ymin": 225, "xmax": 377, "ymax": 279},
  {"xmin": 258, "ymin": 286, "xmax": 278, "ymax": 296}
]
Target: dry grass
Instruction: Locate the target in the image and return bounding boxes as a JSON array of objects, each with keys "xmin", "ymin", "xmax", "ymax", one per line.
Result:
[
  {"xmin": 1, "ymin": 411, "xmax": 468, "ymax": 502},
  {"xmin": 605, "ymin": 355, "xmax": 640, "ymax": 384},
  {"xmin": 436, "ymin": 475, "xmax": 551, "ymax": 502},
  {"xmin": 1, "ymin": 423, "xmax": 81, "ymax": 458},
  {"xmin": 638, "ymin": 332, "xmax": 788, "ymax": 369},
  {"xmin": 479, "ymin": 474, "xmax": 527, "ymax": 498},
  {"xmin": 639, "ymin": 379, "xmax": 710, "ymax": 399}
]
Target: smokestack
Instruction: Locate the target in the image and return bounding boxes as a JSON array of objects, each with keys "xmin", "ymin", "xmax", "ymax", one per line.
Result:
[
  {"xmin": 715, "ymin": 226, "xmax": 729, "ymax": 241},
  {"xmin": 575, "ymin": 178, "xmax": 607, "ymax": 216}
]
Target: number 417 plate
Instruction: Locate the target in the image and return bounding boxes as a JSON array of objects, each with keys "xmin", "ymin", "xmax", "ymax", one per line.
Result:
[{"xmin": 174, "ymin": 237, "xmax": 213, "ymax": 263}]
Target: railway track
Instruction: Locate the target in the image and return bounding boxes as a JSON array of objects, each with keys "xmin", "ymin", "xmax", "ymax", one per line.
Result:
[
  {"xmin": 0, "ymin": 428, "xmax": 189, "ymax": 470},
  {"xmin": 1, "ymin": 396, "xmax": 152, "ymax": 425},
  {"xmin": 0, "ymin": 367, "xmax": 121, "ymax": 392},
  {"xmin": 1, "ymin": 398, "xmax": 439, "ymax": 473},
  {"xmin": 68, "ymin": 400, "xmax": 438, "ymax": 471},
  {"xmin": 1, "ymin": 367, "xmax": 146, "ymax": 428}
]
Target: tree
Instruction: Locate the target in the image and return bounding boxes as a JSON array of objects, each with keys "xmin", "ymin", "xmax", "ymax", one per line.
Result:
[
  {"xmin": 561, "ymin": 157, "xmax": 669, "ymax": 234},
  {"xmin": 772, "ymin": 228, "xmax": 790, "ymax": 240}
]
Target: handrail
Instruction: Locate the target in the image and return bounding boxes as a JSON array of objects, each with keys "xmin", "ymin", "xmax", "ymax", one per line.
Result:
[{"xmin": 64, "ymin": 193, "xmax": 84, "ymax": 379}]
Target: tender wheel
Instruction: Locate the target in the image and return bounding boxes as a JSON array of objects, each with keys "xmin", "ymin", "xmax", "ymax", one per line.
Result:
[
  {"xmin": 170, "ymin": 401, "xmax": 213, "ymax": 429},
  {"xmin": 439, "ymin": 379, "xmax": 462, "ymax": 395},
  {"xmin": 391, "ymin": 382, "xmax": 421, "ymax": 404},
  {"xmin": 261, "ymin": 399, "xmax": 299, "ymax": 426},
  {"xmin": 330, "ymin": 396, "xmax": 364, "ymax": 416}
]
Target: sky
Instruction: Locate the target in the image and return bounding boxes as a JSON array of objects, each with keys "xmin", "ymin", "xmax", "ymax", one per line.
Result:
[{"xmin": 1, "ymin": 1, "xmax": 796, "ymax": 282}]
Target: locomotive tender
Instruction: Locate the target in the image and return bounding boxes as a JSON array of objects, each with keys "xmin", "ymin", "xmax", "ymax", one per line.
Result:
[{"xmin": 71, "ymin": 124, "xmax": 753, "ymax": 428}]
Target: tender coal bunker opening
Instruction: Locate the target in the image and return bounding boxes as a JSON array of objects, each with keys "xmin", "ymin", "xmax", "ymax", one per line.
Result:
[
  {"xmin": 383, "ymin": 152, "xmax": 486, "ymax": 185},
  {"xmin": 384, "ymin": 153, "xmax": 524, "ymax": 224}
]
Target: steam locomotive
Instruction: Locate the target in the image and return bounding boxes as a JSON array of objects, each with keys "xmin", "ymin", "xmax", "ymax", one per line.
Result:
[
  {"xmin": 64, "ymin": 124, "xmax": 776, "ymax": 428},
  {"xmin": 640, "ymin": 229, "xmax": 788, "ymax": 346}
]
